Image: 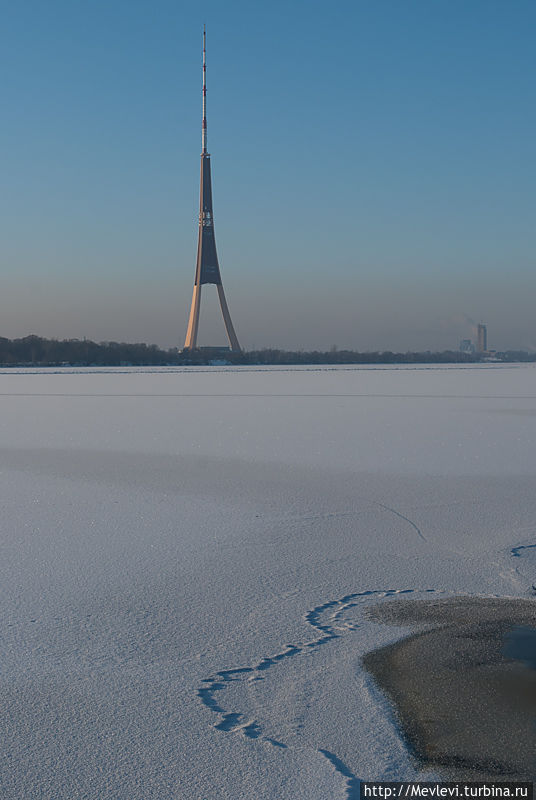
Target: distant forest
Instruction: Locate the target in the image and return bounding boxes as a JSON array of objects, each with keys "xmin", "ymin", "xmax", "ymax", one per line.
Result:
[{"xmin": 0, "ymin": 335, "xmax": 534, "ymax": 366}]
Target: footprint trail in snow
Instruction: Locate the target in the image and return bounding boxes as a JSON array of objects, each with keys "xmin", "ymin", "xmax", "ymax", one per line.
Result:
[
  {"xmin": 197, "ymin": 520, "xmax": 535, "ymax": 796},
  {"xmin": 198, "ymin": 587, "xmax": 438, "ymax": 797}
]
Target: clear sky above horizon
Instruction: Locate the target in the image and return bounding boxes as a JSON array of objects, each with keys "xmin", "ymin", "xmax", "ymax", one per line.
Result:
[{"xmin": 2, "ymin": 0, "xmax": 535, "ymax": 351}]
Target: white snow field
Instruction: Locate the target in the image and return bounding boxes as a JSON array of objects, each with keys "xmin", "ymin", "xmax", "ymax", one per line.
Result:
[{"xmin": 1, "ymin": 363, "xmax": 535, "ymax": 799}]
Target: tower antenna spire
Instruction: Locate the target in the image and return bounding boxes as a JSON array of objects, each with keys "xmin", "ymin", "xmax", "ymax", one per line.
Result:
[{"xmin": 202, "ymin": 24, "xmax": 207, "ymax": 154}]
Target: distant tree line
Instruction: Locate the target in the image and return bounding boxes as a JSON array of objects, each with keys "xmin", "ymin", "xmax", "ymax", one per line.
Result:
[
  {"xmin": 0, "ymin": 335, "xmax": 534, "ymax": 366},
  {"xmin": 238, "ymin": 349, "xmax": 536, "ymax": 365},
  {"xmin": 0, "ymin": 335, "xmax": 174, "ymax": 366}
]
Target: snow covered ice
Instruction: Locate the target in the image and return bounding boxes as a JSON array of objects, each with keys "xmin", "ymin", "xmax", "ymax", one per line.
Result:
[{"xmin": 1, "ymin": 363, "xmax": 535, "ymax": 798}]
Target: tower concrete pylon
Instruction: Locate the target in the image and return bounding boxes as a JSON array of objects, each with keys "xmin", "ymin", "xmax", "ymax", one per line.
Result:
[{"xmin": 183, "ymin": 27, "xmax": 241, "ymax": 352}]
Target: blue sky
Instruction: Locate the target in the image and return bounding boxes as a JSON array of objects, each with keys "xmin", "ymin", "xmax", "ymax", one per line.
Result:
[{"xmin": 1, "ymin": 0, "xmax": 535, "ymax": 350}]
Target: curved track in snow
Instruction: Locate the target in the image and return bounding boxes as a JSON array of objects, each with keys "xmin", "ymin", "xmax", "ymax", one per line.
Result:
[{"xmin": 198, "ymin": 587, "xmax": 437, "ymax": 797}]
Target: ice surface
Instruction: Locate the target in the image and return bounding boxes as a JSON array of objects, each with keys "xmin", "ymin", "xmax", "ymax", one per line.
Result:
[{"xmin": 0, "ymin": 364, "xmax": 535, "ymax": 798}]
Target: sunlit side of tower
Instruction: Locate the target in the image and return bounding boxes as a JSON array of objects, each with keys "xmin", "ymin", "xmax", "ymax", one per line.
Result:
[{"xmin": 183, "ymin": 27, "xmax": 240, "ymax": 352}]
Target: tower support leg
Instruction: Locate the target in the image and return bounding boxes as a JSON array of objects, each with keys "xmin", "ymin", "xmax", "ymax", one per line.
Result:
[
  {"xmin": 184, "ymin": 284, "xmax": 202, "ymax": 350},
  {"xmin": 217, "ymin": 284, "xmax": 241, "ymax": 351}
]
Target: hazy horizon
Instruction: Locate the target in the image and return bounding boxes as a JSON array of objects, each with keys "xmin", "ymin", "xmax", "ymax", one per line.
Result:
[{"xmin": 2, "ymin": 0, "xmax": 535, "ymax": 352}]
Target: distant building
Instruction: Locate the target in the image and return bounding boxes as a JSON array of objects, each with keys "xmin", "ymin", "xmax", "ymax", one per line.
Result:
[
  {"xmin": 459, "ymin": 339, "xmax": 475, "ymax": 354},
  {"xmin": 198, "ymin": 346, "xmax": 231, "ymax": 354},
  {"xmin": 477, "ymin": 324, "xmax": 487, "ymax": 353}
]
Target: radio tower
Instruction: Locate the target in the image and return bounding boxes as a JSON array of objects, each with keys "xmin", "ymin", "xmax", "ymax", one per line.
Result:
[{"xmin": 183, "ymin": 27, "xmax": 241, "ymax": 351}]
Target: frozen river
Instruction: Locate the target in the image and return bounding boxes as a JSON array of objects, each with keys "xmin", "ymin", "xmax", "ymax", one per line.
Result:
[{"xmin": 1, "ymin": 364, "xmax": 535, "ymax": 798}]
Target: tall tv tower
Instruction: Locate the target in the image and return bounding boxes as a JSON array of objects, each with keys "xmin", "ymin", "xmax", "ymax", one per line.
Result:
[{"xmin": 183, "ymin": 27, "xmax": 241, "ymax": 352}]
